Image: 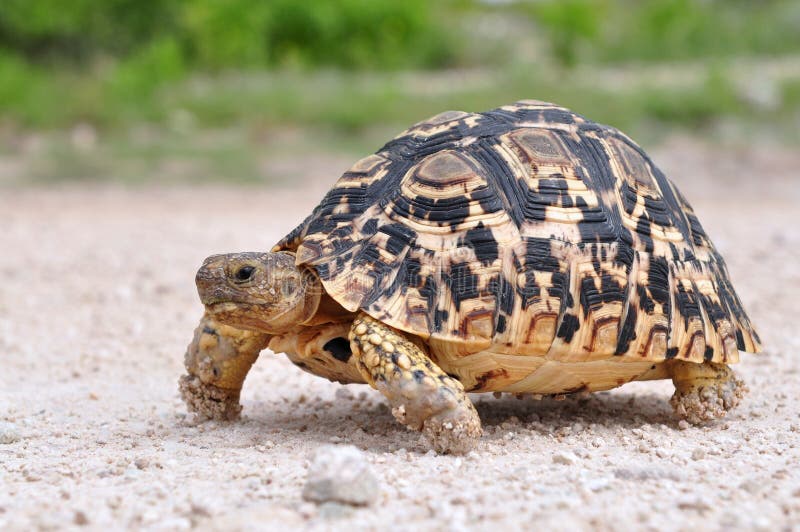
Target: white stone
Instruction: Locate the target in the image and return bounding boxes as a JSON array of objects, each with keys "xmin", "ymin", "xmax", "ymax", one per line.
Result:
[{"xmin": 302, "ymin": 445, "xmax": 379, "ymax": 506}]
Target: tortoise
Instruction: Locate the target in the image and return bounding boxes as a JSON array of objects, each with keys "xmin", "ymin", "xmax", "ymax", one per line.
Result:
[{"xmin": 179, "ymin": 100, "xmax": 761, "ymax": 454}]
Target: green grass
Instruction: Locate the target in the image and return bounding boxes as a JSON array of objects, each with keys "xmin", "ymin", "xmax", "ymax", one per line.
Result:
[
  {"xmin": 6, "ymin": 64, "xmax": 792, "ymax": 134},
  {"xmin": 2, "ymin": 1, "xmax": 799, "ymax": 183},
  {"xmin": 514, "ymin": 0, "xmax": 800, "ymax": 66},
  {"xmin": 0, "ymin": 0, "xmax": 460, "ymax": 70},
  {"xmin": 2, "ymin": 0, "xmax": 800, "ymax": 133},
  {"xmin": 5, "ymin": 63, "xmax": 797, "ymax": 185}
]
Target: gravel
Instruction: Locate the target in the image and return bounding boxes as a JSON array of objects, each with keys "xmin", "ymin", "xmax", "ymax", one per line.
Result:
[{"xmin": 1, "ymin": 139, "xmax": 799, "ymax": 529}]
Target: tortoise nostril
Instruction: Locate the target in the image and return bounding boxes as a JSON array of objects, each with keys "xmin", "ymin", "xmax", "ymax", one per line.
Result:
[{"xmin": 234, "ymin": 266, "xmax": 256, "ymax": 282}]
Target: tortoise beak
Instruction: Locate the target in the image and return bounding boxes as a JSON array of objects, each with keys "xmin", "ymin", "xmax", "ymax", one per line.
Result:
[{"xmin": 196, "ymin": 255, "xmax": 229, "ymax": 305}]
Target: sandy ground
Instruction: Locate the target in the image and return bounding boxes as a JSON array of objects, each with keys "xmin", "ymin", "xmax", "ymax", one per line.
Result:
[{"xmin": 1, "ymin": 138, "xmax": 799, "ymax": 531}]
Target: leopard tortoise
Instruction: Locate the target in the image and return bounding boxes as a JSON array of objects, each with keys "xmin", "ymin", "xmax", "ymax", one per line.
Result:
[{"xmin": 179, "ymin": 100, "xmax": 761, "ymax": 454}]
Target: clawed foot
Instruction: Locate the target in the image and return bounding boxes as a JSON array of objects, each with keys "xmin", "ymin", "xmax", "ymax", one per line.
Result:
[
  {"xmin": 670, "ymin": 362, "xmax": 748, "ymax": 425},
  {"xmin": 387, "ymin": 386, "xmax": 482, "ymax": 455},
  {"xmin": 179, "ymin": 314, "xmax": 269, "ymax": 421},
  {"xmin": 351, "ymin": 313, "xmax": 483, "ymax": 454},
  {"xmin": 179, "ymin": 374, "xmax": 242, "ymax": 421},
  {"xmin": 387, "ymin": 385, "xmax": 482, "ymax": 455},
  {"xmin": 420, "ymin": 406, "xmax": 482, "ymax": 455}
]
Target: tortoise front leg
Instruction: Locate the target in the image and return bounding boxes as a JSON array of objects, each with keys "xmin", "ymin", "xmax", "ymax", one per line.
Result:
[
  {"xmin": 668, "ymin": 360, "xmax": 748, "ymax": 424},
  {"xmin": 349, "ymin": 313, "xmax": 482, "ymax": 454},
  {"xmin": 179, "ymin": 313, "xmax": 271, "ymax": 420}
]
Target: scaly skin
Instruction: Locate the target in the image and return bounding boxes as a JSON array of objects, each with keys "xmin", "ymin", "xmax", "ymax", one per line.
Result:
[
  {"xmin": 349, "ymin": 313, "xmax": 482, "ymax": 454},
  {"xmin": 669, "ymin": 360, "xmax": 748, "ymax": 424},
  {"xmin": 179, "ymin": 313, "xmax": 271, "ymax": 420}
]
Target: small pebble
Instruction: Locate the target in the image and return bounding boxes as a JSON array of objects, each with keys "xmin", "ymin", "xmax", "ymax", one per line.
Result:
[
  {"xmin": 584, "ymin": 477, "xmax": 613, "ymax": 492},
  {"xmin": 691, "ymin": 448, "xmax": 706, "ymax": 461},
  {"xmin": 303, "ymin": 445, "xmax": 379, "ymax": 506},
  {"xmin": 678, "ymin": 420, "xmax": 690, "ymax": 430},
  {"xmin": 74, "ymin": 511, "xmax": 89, "ymax": 526},
  {"xmin": 0, "ymin": 422, "xmax": 21, "ymax": 444},
  {"xmin": 552, "ymin": 451, "xmax": 578, "ymax": 465},
  {"xmin": 95, "ymin": 429, "xmax": 111, "ymax": 445},
  {"xmin": 334, "ymin": 388, "xmax": 354, "ymax": 401},
  {"xmin": 106, "ymin": 496, "xmax": 122, "ymax": 509},
  {"xmin": 740, "ymin": 479, "xmax": 761, "ymax": 494},
  {"xmin": 677, "ymin": 497, "xmax": 712, "ymax": 512}
]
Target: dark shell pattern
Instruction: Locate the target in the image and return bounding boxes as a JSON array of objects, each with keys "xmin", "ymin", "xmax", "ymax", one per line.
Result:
[{"xmin": 274, "ymin": 100, "xmax": 761, "ymax": 366}]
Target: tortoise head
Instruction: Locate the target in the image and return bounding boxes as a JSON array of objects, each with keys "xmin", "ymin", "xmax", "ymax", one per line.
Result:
[{"xmin": 195, "ymin": 251, "xmax": 322, "ymax": 334}]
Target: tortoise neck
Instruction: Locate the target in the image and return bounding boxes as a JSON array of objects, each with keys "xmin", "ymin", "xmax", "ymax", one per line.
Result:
[
  {"xmin": 295, "ymin": 265, "xmax": 322, "ymax": 326},
  {"xmin": 301, "ymin": 291, "xmax": 355, "ymax": 327}
]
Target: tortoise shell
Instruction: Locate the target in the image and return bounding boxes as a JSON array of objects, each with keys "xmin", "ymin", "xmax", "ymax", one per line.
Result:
[{"xmin": 274, "ymin": 100, "xmax": 760, "ymax": 371}]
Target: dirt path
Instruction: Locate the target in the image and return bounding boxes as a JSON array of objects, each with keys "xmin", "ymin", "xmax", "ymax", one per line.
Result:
[{"xmin": 1, "ymin": 139, "xmax": 799, "ymax": 530}]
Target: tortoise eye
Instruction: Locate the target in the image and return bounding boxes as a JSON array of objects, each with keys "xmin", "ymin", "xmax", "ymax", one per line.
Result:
[{"xmin": 234, "ymin": 265, "xmax": 256, "ymax": 282}]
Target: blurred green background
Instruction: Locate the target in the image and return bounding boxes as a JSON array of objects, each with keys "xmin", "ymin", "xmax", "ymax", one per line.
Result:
[{"xmin": 1, "ymin": 0, "xmax": 798, "ymax": 183}]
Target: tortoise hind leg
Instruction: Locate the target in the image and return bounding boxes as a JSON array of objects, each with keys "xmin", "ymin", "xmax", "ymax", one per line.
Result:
[
  {"xmin": 349, "ymin": 313, "xmax": 481, "ymax": 454},
  {"xmin": 668, "ymin": 360, "xmax": 748, "ymax": 424}
]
